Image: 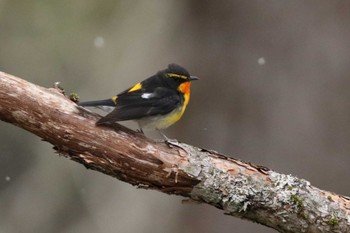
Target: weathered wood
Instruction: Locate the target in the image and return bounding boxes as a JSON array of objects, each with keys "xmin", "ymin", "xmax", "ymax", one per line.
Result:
[{"xmin": 0, "ymin": 71, "xmax": 349, "ymax": 233}]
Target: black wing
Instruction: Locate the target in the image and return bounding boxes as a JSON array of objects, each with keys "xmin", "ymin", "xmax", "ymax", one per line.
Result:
[{"xmin": 96, "ymin": 87, "xmax": 181, "ymax": 125}]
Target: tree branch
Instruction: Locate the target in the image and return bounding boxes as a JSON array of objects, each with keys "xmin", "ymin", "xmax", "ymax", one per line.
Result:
[{"xmin": 0, "ymin": 71, "xmax": 349, "ymax": 233}]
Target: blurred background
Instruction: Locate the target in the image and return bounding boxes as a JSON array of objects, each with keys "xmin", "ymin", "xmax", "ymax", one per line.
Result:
[{"xmin": 1, "ymin": 1, "xmax": 350, "ymax": 232}]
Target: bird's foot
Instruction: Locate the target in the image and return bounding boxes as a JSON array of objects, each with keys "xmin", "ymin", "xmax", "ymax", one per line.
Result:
[
  {"xmin": 156, "ymin": 130, "xmax": 180, "ymax": 147},
  {"xmin": 136, "ymin": 128, "xmax": 144, "ymax": 134}
]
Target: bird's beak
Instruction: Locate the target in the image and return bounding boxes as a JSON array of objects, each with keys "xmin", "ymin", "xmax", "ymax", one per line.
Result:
[{"xmin": 189, "ymin": 76, "xmax": 199, "ymax": 81}]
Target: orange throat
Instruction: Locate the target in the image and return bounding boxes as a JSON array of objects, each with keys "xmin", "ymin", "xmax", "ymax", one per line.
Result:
[{"xmin": 178, "ymin": 82, "xmax": 191, "ymax": 107}]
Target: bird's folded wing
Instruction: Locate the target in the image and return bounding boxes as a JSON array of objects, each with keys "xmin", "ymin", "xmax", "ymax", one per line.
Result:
[{"xmin": 96, "ymin": 87, "xmax": 180, "ymax": 125}]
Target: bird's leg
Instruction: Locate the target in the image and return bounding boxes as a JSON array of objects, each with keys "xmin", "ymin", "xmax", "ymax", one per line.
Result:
[
  {"xmin": 157, "ymin": 130, "xmax": 192, "ymax": 156},
  {"xmin": 157, "ymin": 129, "xmax": 179, "ymax": 147},
  {"xmin": 158, "ymin": 130, "xmax": 169, "ymax": 141}
]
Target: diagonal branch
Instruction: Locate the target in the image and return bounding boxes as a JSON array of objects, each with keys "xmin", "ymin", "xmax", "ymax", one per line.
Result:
[{"xmin": 0, "ymin": 71, "xmax": 349, "ymax": 233}]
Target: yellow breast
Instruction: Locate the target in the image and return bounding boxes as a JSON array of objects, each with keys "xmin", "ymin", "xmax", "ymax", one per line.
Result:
[{"xmin": 137, "ymin": 82, "xmax": 191, "ymax": 130}]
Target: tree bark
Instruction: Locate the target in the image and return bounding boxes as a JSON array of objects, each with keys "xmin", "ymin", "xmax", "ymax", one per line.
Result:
[{"xmin": 0, "ymin": 71, "xmax": 349, "ymax": 233}]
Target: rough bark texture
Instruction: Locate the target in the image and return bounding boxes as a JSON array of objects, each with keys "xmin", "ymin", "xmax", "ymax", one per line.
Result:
[{"xmin": 0, "ymin": 71, "xmax": 349, "ymax": 233}]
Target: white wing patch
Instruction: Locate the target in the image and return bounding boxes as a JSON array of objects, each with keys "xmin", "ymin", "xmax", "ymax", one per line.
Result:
[{"xmin": 141, "ymin": 93, "xmax": 154, "ymax": 99}]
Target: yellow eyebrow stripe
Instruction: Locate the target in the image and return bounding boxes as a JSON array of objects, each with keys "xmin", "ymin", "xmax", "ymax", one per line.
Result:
[
  {"xmin": 111, "ymin": 96, "xmax": 118, "ymax": 104},
  {"xmin": 128, "ymin": 82, "xmax": 142, "ymax": 92},
  {"xmin": 167, "ymin": 73, "xmax": 187, "ymax": 79}
]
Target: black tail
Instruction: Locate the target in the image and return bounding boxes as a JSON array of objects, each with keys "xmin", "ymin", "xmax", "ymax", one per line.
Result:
[{"xmin": 78, "ymin": 98, "xmax": 115, "ymax": 107}]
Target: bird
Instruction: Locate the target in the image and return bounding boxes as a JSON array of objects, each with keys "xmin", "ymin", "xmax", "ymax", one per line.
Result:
[{"xmin": 78, "ymin": 64, "xmax": 198, "ymax": 139}]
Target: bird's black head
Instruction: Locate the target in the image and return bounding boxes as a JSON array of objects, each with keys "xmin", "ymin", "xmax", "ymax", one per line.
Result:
[{"xmin": 162, "ymin": 63, "xmax": 199, "ymax": 83}]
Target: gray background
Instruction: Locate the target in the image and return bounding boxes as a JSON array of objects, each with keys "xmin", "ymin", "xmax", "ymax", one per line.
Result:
[{"xmin": 1, "ymin": 1, "xmax": 350, "ymax": 233}]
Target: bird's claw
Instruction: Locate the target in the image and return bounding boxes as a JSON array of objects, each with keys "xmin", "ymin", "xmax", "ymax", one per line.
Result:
[{"xmin": 136, "ymin": 128, "xmax": 144, "ymax": 134}]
